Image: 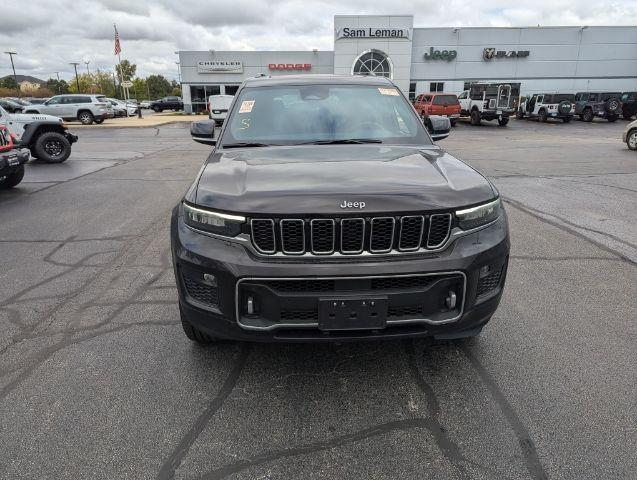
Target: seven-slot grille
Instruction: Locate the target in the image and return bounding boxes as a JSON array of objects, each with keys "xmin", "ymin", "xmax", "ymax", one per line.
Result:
[{"xmin": 250, "ymin": 214, "xmax": 452, "ymax": 256}]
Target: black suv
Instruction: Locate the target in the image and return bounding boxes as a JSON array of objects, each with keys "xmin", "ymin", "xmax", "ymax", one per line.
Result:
[
  {"xmin": 574, "ymin": 92, "xmax": 622, "ymax": 122},
  {"xmin": 620, "ymin": 92, "xmax": 637, "ymax": 120},
  {"xmin": 171, "ymin": 75, "xmax": 510, "ymax": 343},
  {"xmin": 149, "ymin": 97, "xmax": 183, "ymax": 112}
]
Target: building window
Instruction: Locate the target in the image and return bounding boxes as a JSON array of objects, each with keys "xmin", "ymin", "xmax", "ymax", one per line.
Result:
[
  {"xmin": 352, "ymin": 49, "xmax": 392, "ymax": 79},
  {"xmin": 409, "ymin": 82, "xmax": 416, "ymax": 102},
  {"xmin": 224, "ymin": 85, "xmax": 239, "ymax": 96},
  {"xmin": 430, "ymin": 82, "xmax": 444, "ymax": 92}
]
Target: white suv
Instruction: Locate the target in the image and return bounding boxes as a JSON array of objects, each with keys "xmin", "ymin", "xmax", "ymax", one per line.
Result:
[
  {"xmin": 517, "ymin": 94, "xmax": 575, "ymax": 123},
  {"xmin": 23, "ymin": 94, "xmax": 114, "ymax": 125}
]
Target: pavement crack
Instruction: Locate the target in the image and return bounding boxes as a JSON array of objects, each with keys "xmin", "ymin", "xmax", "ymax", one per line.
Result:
[
  {"xmin": 462, "ymin": 346, "xmax": 548, "ymax": 480},
  {"xmin": 503, "ymin": 198, "xmax": 636, "ymax": 265},
  {"xmin": 403, "ymin": 340, "xmax": 470, "ymax": 480},
  {"xmin": 156, "ymin": 345, "xmax": 252, "ymax": 480}
]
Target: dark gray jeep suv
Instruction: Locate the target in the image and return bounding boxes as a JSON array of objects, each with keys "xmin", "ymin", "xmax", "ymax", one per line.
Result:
[{"xmin": 171, "ymin": 75, "xmax": 509, "ymax": 343}]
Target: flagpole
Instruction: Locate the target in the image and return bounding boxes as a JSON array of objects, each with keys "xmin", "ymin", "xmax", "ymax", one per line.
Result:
[{"xmin": 114, "ymin": 24, "xmax": 128, "ymax": 102}]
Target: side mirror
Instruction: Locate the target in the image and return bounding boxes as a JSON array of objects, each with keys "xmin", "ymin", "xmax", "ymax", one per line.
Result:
[
  {"xmin": 427, "ymin": 115, "xmax": 451, "ymax": 141},
  {"xmin": 190, "ymin": 119, "xmax": 216, "ymax": 146}
]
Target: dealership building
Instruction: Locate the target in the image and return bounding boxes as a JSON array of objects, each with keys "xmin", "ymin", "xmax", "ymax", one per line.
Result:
[{"xmin": 178, "ymin": 15, "xmax": 637, "ymax": 113}]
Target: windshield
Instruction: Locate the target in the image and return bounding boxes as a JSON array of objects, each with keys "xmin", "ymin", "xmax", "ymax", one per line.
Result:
[{"xmin": 221, "ymin": 84, "xmax": 431, "ymax": 147}]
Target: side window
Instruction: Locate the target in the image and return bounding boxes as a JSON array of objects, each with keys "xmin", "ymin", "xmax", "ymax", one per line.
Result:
[
  {"xmin": 458, "ymin": 91, "xmax": 467, "ymax": 99},
  {"xmin": 47, "ymin": 96, "xmax": 62, "ymax": 105},
  {"xmin": 423, "ymin": 95, "xmax": 432, "ymax": 103},
  {"xmin": 588, "ymin": 93, "xmax": 598, "ymax": 102},
  {"xmin": 537, "ymin": 95, "xmax": 544, "ymax": 104}
]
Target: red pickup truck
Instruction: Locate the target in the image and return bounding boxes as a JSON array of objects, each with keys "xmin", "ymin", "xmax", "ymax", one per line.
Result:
[{"xmin": 413, "ymin": 93, "xmax": 461, "ymax": 126}]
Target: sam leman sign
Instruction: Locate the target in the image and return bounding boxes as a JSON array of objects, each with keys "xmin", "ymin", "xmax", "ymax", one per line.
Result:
[
  {"xmin": 197, "ymin": 61, "xmax": 243, "ymax": 73},
  {"xmin": 336, "ymin": 27, "xmax": 411, "ymax": 39}
]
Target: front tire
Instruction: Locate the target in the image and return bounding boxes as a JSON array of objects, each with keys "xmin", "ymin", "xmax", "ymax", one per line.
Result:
[
  {"xmin": 538, "ymin": 110, "xmax": 548, "ymax": 123},
  {"xmin": 624, "ymin": 113, "xmax": 634, "ymax": 120},
  {"xmin": 153, "ymin": 106, "xmax": 162, "ymax": 112},
  {"xmin": 78, "ymin": 111, "xmax": 94, "ymax": 125},
  {"xmin": 0, "ymin": 165, "xmax": 25, "ymax": 189},
  {"xmin": 180, "ymin": 305, "xmax": 217, "ymax": 344},
  {"xmin": 33, "ymin": 132, "xmax": 71, "ymax": 163},
  {"xmin": 562, "ymin": 116, "xmax": 571, "ymax": 123},
  {"xmin": 582, "ymin": 109, "xmax": 594, "ymax": 122},
  {"xmin": 470, "ymin": 109, "xmax": 481, "ymax": 126},
  {"xmin": 450, "ymin": 118, "xmax": 457, "ymax": 127},
  {"xmin": 498, "ymin": 117, "xmax": 509, "ymax": 126},
  {"xmin": 94, "ymin": 118, "xmax": 104, "ymax": 124},
  {"xmin": 607, "ymin": 115, "xmax": 618, "ymax": 123},
  {"xmin": 627, "ymin": 129, "xmax": 637, "ymax": 151}
]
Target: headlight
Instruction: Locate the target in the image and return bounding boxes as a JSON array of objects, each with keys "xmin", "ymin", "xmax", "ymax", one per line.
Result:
[
  {"xmin": 183, "ymin": 202, "xmax": 245, "ymax": 236},
  {"xmin": 455, "ymin": 198, "xmax": 501, "ymax": 230}
]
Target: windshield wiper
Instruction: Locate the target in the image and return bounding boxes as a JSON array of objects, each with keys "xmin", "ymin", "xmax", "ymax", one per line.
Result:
[
  {"xmin": 222, "ymin": 142, "xmax": 275, "ymax": 148},
  {"xmin": 298, "ymin": 138, "xmax": 383, "ymax": 145}
]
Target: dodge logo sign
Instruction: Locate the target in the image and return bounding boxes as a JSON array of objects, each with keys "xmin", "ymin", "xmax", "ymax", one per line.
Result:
[
  {"xmin": 483, "ymin": 48, "xmax": 530, "ymax": 60},
  {"xmin": 268, "ymin": 64, "xmax": 312, "ymax": 71}
]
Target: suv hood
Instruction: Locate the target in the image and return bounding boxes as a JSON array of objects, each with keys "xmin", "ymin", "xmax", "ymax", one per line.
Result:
[
  {"xmin": 9, "ymin": 111, "xmax": 63, "ymax": 123},
  {"xmin": 190, "ymin": 145, "xmax": 496, "ymax": 215}
]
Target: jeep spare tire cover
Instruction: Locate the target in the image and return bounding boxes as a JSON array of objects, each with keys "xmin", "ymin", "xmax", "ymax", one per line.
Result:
[
  {"xmin": 605, "ymin": 98, "xmax": 621, "ymax": 114},
  {"xmin": 557, "ymin": 101, "xmax": 572, "ymax": 115}
]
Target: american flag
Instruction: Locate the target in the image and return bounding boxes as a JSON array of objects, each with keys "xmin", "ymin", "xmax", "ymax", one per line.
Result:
[{"xmin": 114, "ymin": 25, "xmax": 121, "ymax": 55}]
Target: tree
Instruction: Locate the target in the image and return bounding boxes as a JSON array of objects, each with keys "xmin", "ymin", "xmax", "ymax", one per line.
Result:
[
  {"xmin": 46, "ymin": 78, "xmax": 69, "ymax": 94},
  {"xmin": 115, "ymin": 60, "xmax": 136, "ymax": 81},
  {"xmin": 1, "ymin": 76, "xmax": 17, "ymax": 89},
  {"xmin": 146, "ymin": 74, "xmax": 172, "ymax": 99},
  {"xmin": 132, "ymin": 77, "xmax": 147, "ymax": 100}
]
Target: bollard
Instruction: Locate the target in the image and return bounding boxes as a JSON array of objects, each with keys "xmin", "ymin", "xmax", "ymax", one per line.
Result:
[{"xmin": 137, "ymin": 106, "xmax": 142, "ymax": 119}]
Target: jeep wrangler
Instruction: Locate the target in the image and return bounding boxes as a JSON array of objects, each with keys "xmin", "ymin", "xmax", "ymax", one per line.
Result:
[
  {"xmin": 171, "ymin": 75, "xmax": 509, "ymax": 344},
  {"xmin": 516, "ymin": 93, "xmax": 575, "ymax": 123},
  {"xmin": 574, "ymin": 92, "xmax": 622, "ymax": 122},
  {"xmin": 0, "ymin": 105, "xmax": 78, "ymax": 163},
  {"xmin": 458, "ymin": 82, "xmax": 520, "ymax": 126},
  {"xmin": 620, "ymin": 92, "xmax": 637, "ymax": 120}
]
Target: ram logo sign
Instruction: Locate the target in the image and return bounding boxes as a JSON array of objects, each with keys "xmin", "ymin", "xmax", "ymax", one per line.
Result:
[{"xmin": 483, "ymin": 48, "xmax": 530, "ymax": 60}]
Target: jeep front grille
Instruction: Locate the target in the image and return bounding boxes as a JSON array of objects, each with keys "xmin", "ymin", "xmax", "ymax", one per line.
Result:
[{"xmin": 249, "ymin": 214, "xmax": 452, "ymax": 256}]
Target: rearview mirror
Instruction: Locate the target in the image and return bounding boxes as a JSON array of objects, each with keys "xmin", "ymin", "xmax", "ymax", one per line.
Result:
[
  {"xmin": 190, "ymin": 119, "xmax": 216, "ymax": 146},
  {"xmin": 426, "ymin": 115, "xmax": 451, "ymax": 141}
]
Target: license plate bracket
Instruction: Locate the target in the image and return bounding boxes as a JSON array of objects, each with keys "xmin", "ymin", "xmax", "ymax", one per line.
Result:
[{"xmin": 318, "ymin": 296, "xmax": 388, "ymax": 331}]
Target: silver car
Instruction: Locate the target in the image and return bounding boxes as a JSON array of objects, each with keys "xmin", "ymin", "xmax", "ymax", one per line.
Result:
[
  {"xmin": 623, "ymin": 119, "xmax": 637, "ymax": 150},
  {"xmin": 22, "ymin": 94, "xmax": 114, "ymax": 125}
]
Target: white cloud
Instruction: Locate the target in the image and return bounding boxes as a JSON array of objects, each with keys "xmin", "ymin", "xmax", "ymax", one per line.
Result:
[{"xmin": 1, "ymin": 0, "xmax": 635, "ymax": 82}]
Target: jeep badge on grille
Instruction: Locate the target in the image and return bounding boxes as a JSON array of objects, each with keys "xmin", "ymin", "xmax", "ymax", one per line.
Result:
[{"xmin": 340, "ymin": 200, "xmax": 366, "ymax": 209}]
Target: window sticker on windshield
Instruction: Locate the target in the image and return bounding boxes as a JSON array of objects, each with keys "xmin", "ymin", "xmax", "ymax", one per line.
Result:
[
  {"xmin": 239, "ymin": 100, "xmax": 255, "ymax": 113},
  {"xmin": 378, "ymin": 88, "xmax": 399, "ymax": 96}
]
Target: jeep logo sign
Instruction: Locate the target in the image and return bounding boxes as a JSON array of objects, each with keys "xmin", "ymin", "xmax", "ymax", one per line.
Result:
[
  {"xmin": 340, "ymin": 200, "xmax": 366, "ymax": 209},
  {"xmin": 483, "ymin": 48, "xmax": 530, "ymax": 60},
  {"xmin": 424, "ymin": 47, "xmax": 457, "ymax": 61}
]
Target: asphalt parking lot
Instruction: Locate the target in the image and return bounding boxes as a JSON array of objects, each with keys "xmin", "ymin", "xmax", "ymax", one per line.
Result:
[{"xmin": 1, "ymin": 118, "xmax": 636, "ymax": 479}]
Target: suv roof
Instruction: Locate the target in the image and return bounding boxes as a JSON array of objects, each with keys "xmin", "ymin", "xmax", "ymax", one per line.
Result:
[{"xmin": 242, "ymin": 74, "xmax": 395, "ymax": 88}]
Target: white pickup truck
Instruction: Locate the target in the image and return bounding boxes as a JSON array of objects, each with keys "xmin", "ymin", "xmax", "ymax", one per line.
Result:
[{"xmin": 458, "ymin": 82, "xmax": 520, "ymax": 126}]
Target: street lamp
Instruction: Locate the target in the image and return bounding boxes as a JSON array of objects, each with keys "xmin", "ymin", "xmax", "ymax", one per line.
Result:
[
  {"xmin": 54, "ymin": 71, "xmax": 61, "ymax": 93},
  {"xmin": 84, "ymin": 61, "xmax": 91, "ymax": 93},
  {"xmin": 69, "ymin": 62, "xmax": 81, "ymax": 93},
  {"xmin": 4, "ymin": 51, "xmax": 20, "ymax": 97}
]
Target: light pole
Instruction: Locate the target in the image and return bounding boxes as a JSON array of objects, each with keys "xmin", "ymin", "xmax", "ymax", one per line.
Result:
[
  {"xmin": 84, "ymin": 61, "xmax": 91, "ymax": 93},
  {"xmin": 53, "ymin": 71, "xmax": 61, "ymax": 93},
  {"xmin": 69, "ymin": 62, "xmax": 81, "ymax": 93},
  {"xmin": 4, "ymin": 51, "xmax": 19, "ymax": 97}
]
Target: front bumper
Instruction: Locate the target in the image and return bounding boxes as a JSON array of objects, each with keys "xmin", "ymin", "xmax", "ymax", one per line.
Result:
[
  {"xmin": 171, "ymin": 207, "xmax": 510, "ymax": 342},
  {"xmin": 0, "ymin": 149, "xmax": 29, "ymax": 176}
]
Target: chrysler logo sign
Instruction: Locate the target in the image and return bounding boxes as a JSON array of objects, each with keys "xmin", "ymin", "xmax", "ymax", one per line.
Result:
[
  {"xmin": 197, "ymin": 61, "xmax": 243, "ymax": 73},
  {"xmin": 483, "ymin": 48, "xmax": 530, "ymax": 60}
]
